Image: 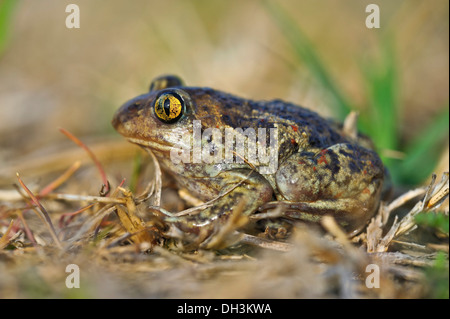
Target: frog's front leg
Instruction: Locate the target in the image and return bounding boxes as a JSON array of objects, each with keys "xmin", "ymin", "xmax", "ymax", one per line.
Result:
[
  {"xmin": 170, "ymin": 169, "xmax": 273, "ymax": 239},
  {"xmin": 273, "ymin": 143, "xmax": 384, "ymax": 235}
]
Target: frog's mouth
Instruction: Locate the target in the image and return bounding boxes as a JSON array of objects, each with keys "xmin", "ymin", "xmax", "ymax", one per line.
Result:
[{"xmin": 126, "ymin": 137, "xmax": 174, "ymax": 156}]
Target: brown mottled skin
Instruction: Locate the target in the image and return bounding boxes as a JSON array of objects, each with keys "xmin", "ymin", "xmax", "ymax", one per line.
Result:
[{"xmin": 112, "ymin": 75, "xmax": 385, "ymax": 237}]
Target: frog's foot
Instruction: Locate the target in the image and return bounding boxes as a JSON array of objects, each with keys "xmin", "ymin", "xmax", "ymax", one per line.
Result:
[
  {"xmin": 258, "ymin": 199, "xmax": 376, "ymax": 236},
  {"xmin": 256, "ymin": 219, "xmax": 293, "ymax": 240},
  {"xmin": 157, "ymin": 169, "xmax": 274, "ymax": 247},
  {"xmin": 275, "ymin": 143, "xmax": 384, "ymax": 235}
]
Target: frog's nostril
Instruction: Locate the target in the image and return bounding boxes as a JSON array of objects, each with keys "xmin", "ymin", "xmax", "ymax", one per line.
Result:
[{"xmin": 128, "ymin": 101, "xmax": 141, "ymax": 112}]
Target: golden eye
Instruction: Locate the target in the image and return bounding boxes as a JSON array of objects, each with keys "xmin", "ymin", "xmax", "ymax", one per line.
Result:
[{"xmin": 154, "ymin": 92, "xmax": 184, "ymax": 123}]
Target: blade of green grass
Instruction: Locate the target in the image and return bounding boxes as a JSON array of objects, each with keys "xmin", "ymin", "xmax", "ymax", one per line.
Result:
[
  {"xmin": 263, "ymin": 0, "xmax": 352, "ymax": 119},
  {"xmin": 396, "ymin": 105, "xmax": 449, "ymax": 185},
  {"xmin": 0, "ymin": 0, "xmax": 18, "ymax": 56},
  {"xmin": 423, "ymin": 251, "xmax": 449, "ymax": 299},
  {"xmin": 415, "ymin": 212, "xmax": 449, "ymax": 235},
  {"xmin": 359, "ymin": 35, "xmax": 399, "ymax": 161}
]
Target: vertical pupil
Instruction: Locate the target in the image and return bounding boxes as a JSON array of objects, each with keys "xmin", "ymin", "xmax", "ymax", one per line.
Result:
[{"xmin": 163, "ymin": 98, "xmax": 171, "ymax": 116}]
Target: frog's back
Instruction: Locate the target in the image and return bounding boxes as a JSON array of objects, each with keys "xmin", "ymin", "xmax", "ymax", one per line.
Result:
[
  {"xmin": 252, "ymin": 98, "xmax": 346, "ymax": 148},
  {"xmin": 185, "ymin": 87, "xmax": 347, "ymax": 150}
]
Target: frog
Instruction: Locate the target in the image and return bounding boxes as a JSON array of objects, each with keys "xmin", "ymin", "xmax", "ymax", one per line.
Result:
[{"xmin": 112, "ymin": 75, "xmax": 385, "ymax": 241}]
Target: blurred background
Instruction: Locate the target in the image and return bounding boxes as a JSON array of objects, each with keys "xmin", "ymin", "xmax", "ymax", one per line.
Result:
[{"xmin": 0, "ymin": 0, "xmax": 448, "ymax": 186}]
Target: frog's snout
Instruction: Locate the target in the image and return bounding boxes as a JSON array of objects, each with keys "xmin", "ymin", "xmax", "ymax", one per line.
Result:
[
  {"xmin": 111, "ymin": 108, "xmax": 122, "ymax": 131},
  {"xmin": 112, "ymin": 96, "xmax": 146, "ymax": 136},
  {"xmin": 111, "ymin": 104, "xmax": 127, "ymax": 134}
]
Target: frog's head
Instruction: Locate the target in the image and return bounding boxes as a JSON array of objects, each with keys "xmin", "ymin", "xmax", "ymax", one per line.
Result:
[{"xmin": 112, "ymin": 75, "xmax": 199, "ymax": 159}]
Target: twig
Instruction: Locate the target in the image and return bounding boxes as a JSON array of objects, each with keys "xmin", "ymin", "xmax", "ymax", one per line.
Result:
[
  {"xmin": 387, "ymin": 187, "xmax": 427, "ymax": 212},
  {"xmin": 0, "ymin": 219, "xmax": 15, "ymax": 249},
  {"xmin": 370, "ymin": 251, "xmax": 435, "ymax": 267},
  {"xmin": 391, "ymin": 240, "xmax": 427, "ymax": 250},
  {"xmin": 395, "ymin": 173, "xmax": 448, "ymax": 237},
  {"xmin": 45, "ymin": 193, "xmax": 126, "ymax": 204},
  {"xmin": 370, "ymin": 172, "xmax": 449, "ymax": 252},
  {"xmin": 173, "ymin": 169, "xmax": 255, "ymax": 217},
  {"xmin": 65, "ymin": 204, "xmax": 117, "ymax": 248},
  {"xmin": 59, "ymin": 127, "xmax": 110, "ymax": 195},
  {"xmin": 15, "ymin": 209, "xmax": 39, "ymax": 249},
  {"xmin": 16, "ymin": 173, "xmax": 63, "ymax": 249},
  {"xmin": 144, "ymin": 149, "xmax": 161, "ymax": 206},
  {"xmin": 59, "ymin": 203, "xmax": 96, "ymax": 228},
  {"xmin": 239, "ymin": 233, "xmax": 293, "ymax": 252},
  {"xmin": 39, "ymin": 161, "xmax": 81, "ymax": 196},
  {"xmin": 321, "ymin": 215, "xmax": 367, "ymax": 266}
]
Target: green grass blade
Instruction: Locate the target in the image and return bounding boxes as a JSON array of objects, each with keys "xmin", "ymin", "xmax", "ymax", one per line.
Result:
[
  {"xmin": 415, "ymin": 212, "xmax": 449, "ymax": 235},
  {"xmin": 396, "ymin": 105, "xmax": 449, "ymax": 185},
  {"xmin": 263, "ymin": 0, "xmax": 352, "ymax": 119},
  {"xmin": 360, "ymin": 35, "xmax": 399, "ymax": 159},
  {"xmin": 423, "ymin": 251, "xmax": 449, "ymax": 299},
  {"xmin": 0, "ymin": 0, "xmax": 18, "ymax": 56}
]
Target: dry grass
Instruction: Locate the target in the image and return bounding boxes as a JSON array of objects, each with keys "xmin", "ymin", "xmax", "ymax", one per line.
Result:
[{"xmin": 0, "ymin": 135, "xmax": 448, "ymax": 298}]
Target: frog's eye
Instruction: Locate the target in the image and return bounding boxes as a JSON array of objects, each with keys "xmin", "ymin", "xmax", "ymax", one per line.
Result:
[{"xmin": 154, "ymin": 91, "xmax": 185, "ymax": 124}]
